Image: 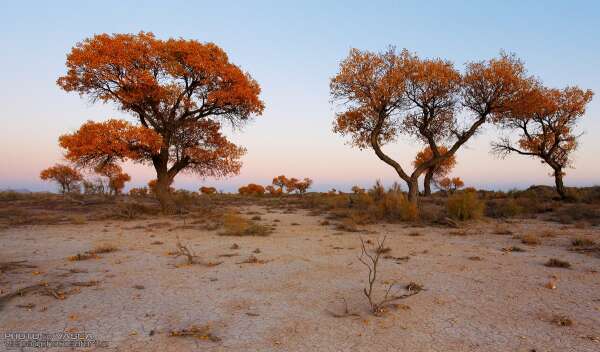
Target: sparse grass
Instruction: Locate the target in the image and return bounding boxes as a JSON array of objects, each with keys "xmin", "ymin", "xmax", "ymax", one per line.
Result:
[
  {"xmin": 502, "ymin": 246, "xmax": 526, "ymax": 252},
  {"xmin": 91, "ymin": 243, "xmax": 118, "ymax": 254},
  {"xmin": 545, "ymin": 258, "xmax": 571, "ymax": 268},
  {"xmin": 219, "ymin": 213, "xmax": 272, "ymax": 237},
  {"xmin": 520, "ymin": 234, "xmax": 541, "ymax": 246},
  {"xmin": 447, "ymin": 191, "xmax": 484, "ymax": 221},
  {"xmin": 169, "ymin": 325, "xmax": 221, "ymax": 342},
  {"xmin": 251, "ymin": 215, "xmax": 261, "ymax": 220},
  {"xmin": 550, "ymin": 315, "xmax": 574, "ymax": 326},
  {"xmin": 571, "ymin": 238, "xmax": 595, "ymax": 247},
  {"xmin": 408, "ymin": 231, "xmax": 423, "ymax": 237},
  {"xmin": 335, "ymin": 218, "xmax": 360, "ymax": 232}
]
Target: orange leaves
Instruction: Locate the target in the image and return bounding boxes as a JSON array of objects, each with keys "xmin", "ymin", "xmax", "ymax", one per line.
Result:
[
  {"xmin": 199, "ymin": 186, "xmax": 217, "ymax": 195},
  {"xmin": 39, "ymin": 164, "xmax": 83, "ymax": 193},
  {"xmin": 57, "ymin": 32, "xmax": 264, "ymax": 122},
  {"xmin": 413, "ymin": 146, "xmax": 456, "ymax": 178},
  {"xmin": 270, "ymin": 175, "xmax": 312, "ymax": 194},
  {"xmin": 59, "ymin": 119, "xmax": 162, "ymax": 167},
  {"xmin": 438, "ymin": 177, "xmax": 464, "ymax": 192},
  {"xmin": 238, "ymin": 184, "xmax": 265, "ymax": 196}
]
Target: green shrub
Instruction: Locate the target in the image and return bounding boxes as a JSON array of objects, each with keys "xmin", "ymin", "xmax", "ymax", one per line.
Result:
[{"xmin": 447, "ymin": 190, "xmax": 484, "ymax": 221}]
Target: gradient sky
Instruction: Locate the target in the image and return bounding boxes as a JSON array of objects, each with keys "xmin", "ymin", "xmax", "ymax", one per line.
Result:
[{"xmin": 0, "ymin": 1, "xmax": 598, "ymax": 193}]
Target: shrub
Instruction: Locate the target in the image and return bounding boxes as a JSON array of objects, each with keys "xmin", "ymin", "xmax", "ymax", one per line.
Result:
[
  {"xmin": 199, "ymin": 186, "xmax": 217, "ymax": 195},
  {"xmin": 520, "ymin": 234, "xmax": 541, "ymax": 245},
  {"xmin": 220, "ymin": 213, "xmax": 272, "ymax": 236},
  {"xmin": 377, "ymin": 192, "xmax": 418, "ymax": 221},
  {"xmin": 485, "ymin": 198, "xmax": 523, "ymax": 218},
  {"xmin": 129, "ymin": 187, "xmax": 149, "ymax": 197},
  {"xmin": 545, "ymin": 258, "xmax": 571, "ymax": 268},
  {"xmin": 238, "ymin": 184, "xmax": 265, "ymax": 196},
  {"xmin": 447, "ymin": 190, "xmax": 484, "ymax": 221}
]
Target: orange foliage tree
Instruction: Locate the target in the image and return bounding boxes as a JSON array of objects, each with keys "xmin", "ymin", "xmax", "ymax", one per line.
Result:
[
  {"xmin": 286, "ymin": 177, "xmax": 313, "ymax": 194},
  {"xmin": 265, "ymin": 185, "xmax": 283, "ymax": 196},
  {"xmin": 94, "ymin": 163, "xmax": 131, "ymax": 195},
  {"xmin": 331, "ymin": 48, "xmax": 532, "ymax": 204},
  {"xmin": 492, "ymin": 85, "xmax": 593, "ymax": 199},
  {"xmin": 39, "ymin": 164, "xmax": 83, "ymax": 194},
  {"xmin": 238, "ymin": 183, "xmax": 265, "ymax": 196},
  {"xmin": 272, "ymin": 175, "xmax": 289, "ymax": 193},
  {"xmin": 438, "ymin": 177, "xmax": 464, "ymax": 193},
  {"xmin": 56, "ymin": 32, "xmax": 264, "ymax": 211},
  {"xmin": 413, "ymin": 146, "xmax": 456, "ymax": 195},
  {"xmin": 199, "ymin": 186, "xmax": 217, "ymax": 195}
]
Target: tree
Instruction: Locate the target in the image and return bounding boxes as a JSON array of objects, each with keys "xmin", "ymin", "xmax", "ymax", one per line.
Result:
[
  {"xmin": 57, "ymin": 32, "xmax": 264, "ymax": 211},
  {"xmin": 265, "ymin": 185, "xmax": 283, "ymax": 196},
  {"xmin": 94, "ymin": 163, "xmax": 131, "ymax": 195},
  {"xmin": 40, "ymin": 164, "xmax": 83, "ymax": 193},
  {"xmin": 272, "ymin": 175, "xmax": 289, "ymax": 193},
  {"xmin": 285, "ymin": 177, "xmax": 300, "ymax": 193},
  {"xmin": 438, "ymin": 177, "xmax": 464, "ymax": 193},
  {"xmin": 492, "ymin": 85, "xmax": 593, "ymax": 199},
  {"xmin": 199, "ymin": 186, "xmax": 217, "ymax": 195},
  {"xmin": 413, "ymin": 146, "xmax": 456, "ymax": 196},
  {"xmin": 295, "ymin": 178, "xmax": 313, "ymax": 194},
  {"xmin": 238, "ymin": 184, "xmax": 265, "ymax": 195},
  {"xmin": 331, "ymin": 48, "xmax": 532, "ymax": 204}
]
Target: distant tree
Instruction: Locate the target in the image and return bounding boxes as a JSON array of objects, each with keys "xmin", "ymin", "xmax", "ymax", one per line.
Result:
[
  {"xmin": 129, "ymin": 187, "xmax": 149, "ymax": 197},
  {"xmin": 331, "ymin": 48, "xmax": 532, "ymax": 204},
  {"xmin": 492, "ymin": 85, "xmax": 593, "ymax": 199},
  {"xmin": 351, "ymin": 185, "xmax": 366, "ymax": 194},
  {"xmin": 438, "ymin": 177, "xmax": 464, "ymax": 193},
  {"xmin": 199, "ymin": 186, "xmax": 217, "ymax": 195},
  {"xmin": 40, "ymin": 164, "xmax": 82, "ymax": 194},
  {"xmin": 238, "ymin": 184, "xmax": 265, "ymax": 195},
  {"xmin": 285, "ymin": 178, "xmax": 300, "ymax": 193},
  {"xmin": 57, "ymin": 32, "xmax": 264, "ymax": 212},
  {"xmin": 294, "ymin": 178, "xmax": 313, "ymax": 194},
  {"xmin": 94, "ymin": 163, "xmax": 131, "ymax": 195},
  {"xmin": 265, "ymin": 185, "xmax": 282, "ymax": 196},
  {"xmin": 272, "ymin": 175, "xmax": 289, "ymax": 193},
  {"xmin": 413, "ymin": 146, "xmax": 456, "ymax": 196}
]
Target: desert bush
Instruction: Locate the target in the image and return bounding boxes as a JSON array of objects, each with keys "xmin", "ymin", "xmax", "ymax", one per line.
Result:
[
  {"xmin": 554, "ymin": 204, "xmax": 600, "ymax": 225},
  {"xmin": 129, "ymin": 187, "xmax": 149, "ymax": 197},
  {"xmin": 545, "ymin": 258, "xmax": 571, "ymax": 268},
  {"xmin": 520, "ymin": 234, "xmax": 541, "ymax": 245},
  {"xmin": 238, "ymin": 184, "xmax": 265, "ymax": 196},
  {"xmin": 377, "ymin": 192, "xmax": 418, "ymax": 221},
  {"xmin": 199, "ymin": 186, "xmax": 217, "ymax": 195},
  {"xmin": 485, "ymin": 198, "xmax": 523, "ymax": 218},
  {"xmin": 447, "ymin": 190, "xmax": 484, "ymax": 221},
  {"xmin": 220, "ymin": 212, "xmax": 272, "ymax": 236},
  {"xmin": 114, "ymin": 201, "xmax": 160, "ymax": 219},
  {"xmin": 571, "ymin": 238, "xmax": 595, "ymax": 247}
]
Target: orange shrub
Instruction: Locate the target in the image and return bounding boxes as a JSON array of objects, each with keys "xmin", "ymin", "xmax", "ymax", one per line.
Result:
[
  {"xmin": 239, "ymin": 184, "xmax": 265, "ymax": 196},
  {"xmin": 200, "ymin": 186, "xmax": 217, "ymax": 195}
]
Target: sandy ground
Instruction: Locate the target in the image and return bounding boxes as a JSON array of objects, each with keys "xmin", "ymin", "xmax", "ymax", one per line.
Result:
[{"xmin": 1, "ymin": 205, "xmax": 599, "ymax": 351}]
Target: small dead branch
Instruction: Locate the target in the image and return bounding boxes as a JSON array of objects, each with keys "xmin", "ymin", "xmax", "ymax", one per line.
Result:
[
  {"xmin": 173, "ymin": 238, "xmax": 222, "ymax": 267},
  {"xmin": 359, "ymin": 236, "xmax": 421, "ymax": 316}
]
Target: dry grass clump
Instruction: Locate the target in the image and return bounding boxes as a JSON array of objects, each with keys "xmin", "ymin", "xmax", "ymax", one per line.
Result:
[
  {"xmin": 91, "ymin": 243, "xmax": 118, "ymax": 254},
  {"xmin": 169, "ymin": 325, "xmax": 221, "ymax": 342},
  {"xmin": 520, "ymin": 234, "xmax": 541, "ymax": 246},
  {"xmin": 554, "ymin": 204, "xmax": 600, "ymax": 226},
  {"xmin": 550, "ymin": 315, "xmax": 574, "ymax": 326},
  {"xmin": 571, "ymin": 237, "xmax": 596, "ymax": 247},
  {"xmin": 502, "ymin": 246, "xmax": 526, "ymax": 252},
  {"xmin": 219, "ymin": 213, "xmax": 272, "ymax": 237},
  {"xmin": 447, "ymin": 190, "xmax": 484, "ymax": 221},
  {"xmin": 545, "ymin": 258, "xmax": 571, "ymax": 268}
]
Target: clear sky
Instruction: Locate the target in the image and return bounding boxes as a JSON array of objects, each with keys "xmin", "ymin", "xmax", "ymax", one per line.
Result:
[{"xmin": 0, "ymin": 0, "xmax": 598, "ymax": 193}]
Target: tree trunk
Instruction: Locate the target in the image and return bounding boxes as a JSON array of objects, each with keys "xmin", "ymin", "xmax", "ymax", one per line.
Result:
[
  {"xmin": 155, "ymin": 172, "xmax": 175, "ymax": 213},
  {"xmin": 423, "ymin": 168, "xmax": 434, "ymax": 196},
  {"xmin": 554, "ymin": 169, "xmax": 567, "ymax": 200},
  {"xmin": 407, "ymin": 178, "xmax": 419, "ymax": 204}
]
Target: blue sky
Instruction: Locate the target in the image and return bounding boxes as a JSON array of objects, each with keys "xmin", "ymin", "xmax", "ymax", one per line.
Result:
[{"xmin": 0, "ymin": 1, "xmax": 598, "ymax": 192}]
